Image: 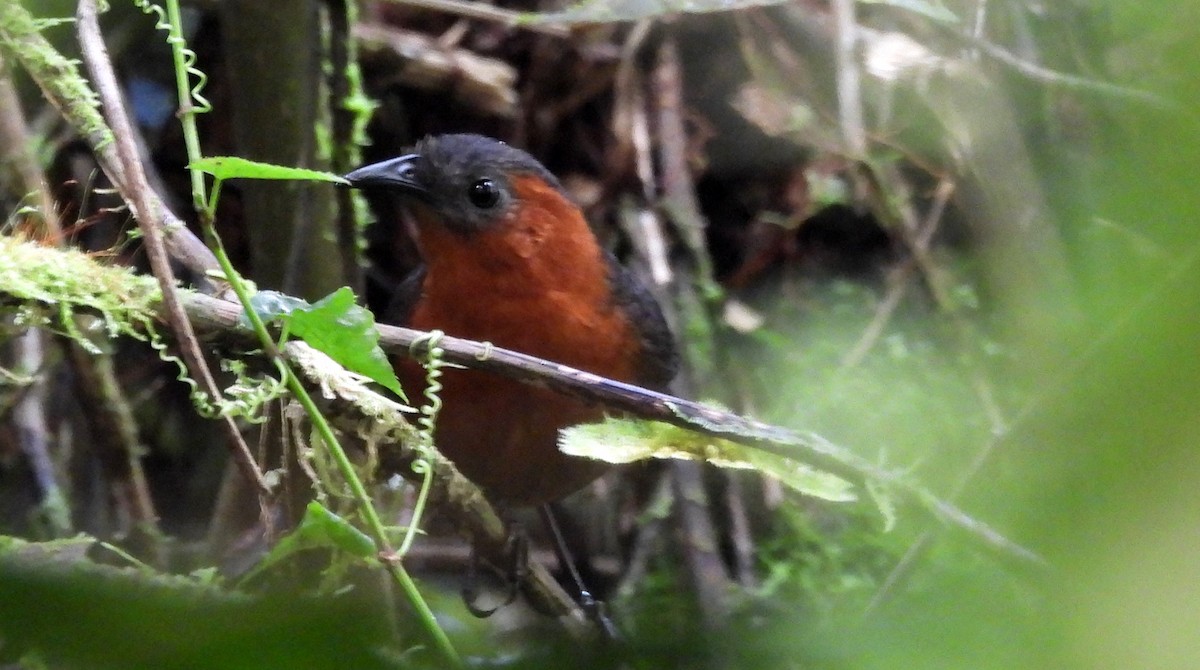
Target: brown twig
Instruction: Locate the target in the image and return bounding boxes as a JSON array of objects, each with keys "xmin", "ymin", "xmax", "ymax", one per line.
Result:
[
  {"xmin": 0, "ymin": 55, "xmax": 60, "ymax": 243},
  {"xmin": 608, "ymin": 19, "xmax": 653, "ymax": 198},
  {"xmin": 670, "ymin": 461, "xmax": 731, "ymax": 627},
  {"xmin": 649, "ymin": 31, "xmax": 736, "ymax": 628},
  {"xmin": 75, "ymin": 0, "xmax": 271, "ymax": 501},
  {"xmin": 612, "ymin": 473, "xmax": 670, "ymax": 601},
  {"xmin": 652, "ymin": 33, "xmax": 716, "ymax": 293},
  {"xmin": 722, "ymin": 471, "xmax": 759, "ymax": 588},
  {"xmin": 10, "ymin": 329, "xmax": 72, "ymax": 537}
]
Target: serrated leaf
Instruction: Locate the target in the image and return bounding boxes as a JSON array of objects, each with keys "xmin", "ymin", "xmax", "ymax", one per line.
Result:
[
  {"xmin": 190, "ymin": 156, "xmax": 349, "ymax": 184},
  {"xmin": 560, "ymin": 418, "xmax": 857, "ymax": 503},
  {"xmin": 283, "ymin": 287, "xmax": 404, "ymax": 397}
]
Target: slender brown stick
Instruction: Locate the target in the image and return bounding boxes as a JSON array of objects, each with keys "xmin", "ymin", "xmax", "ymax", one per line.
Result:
[
  {"xmin": 10, "ymin": 329, "xmax": 72, "ymax": 537},
  {"xmin": 650, "ymin": 32, "xmax": 736, "ymax": 627},
  {"xmin": 75, "ymin": 0, "xmax": 270, "ymax": 499},
  {"xmin": 0, "ymin": 55, "xmax": 60, "ymax": 242},
  {"xmin": 670, "ymin": 461, "xmax": 731, "ymax": 627}
]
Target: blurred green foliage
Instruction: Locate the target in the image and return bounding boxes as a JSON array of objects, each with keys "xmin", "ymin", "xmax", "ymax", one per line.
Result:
[{"xmin": 710, "ymin": 3, "xmax": 1200, "ymax": 668}]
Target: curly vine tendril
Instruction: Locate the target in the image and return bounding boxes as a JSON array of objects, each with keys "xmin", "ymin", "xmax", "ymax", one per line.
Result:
[
  {"xmin": 133, "ymin": 0, "xmax": 212, "ymax": 114},
  {"xmin": 398, "ymin": 330, "xmax": 447, "ymax": 555}
]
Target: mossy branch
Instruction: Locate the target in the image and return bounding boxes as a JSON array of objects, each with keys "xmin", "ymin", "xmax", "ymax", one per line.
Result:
[
  {"xmin": 0, "ymin": 0, "xmax": 219, "ymax": 282},
  {"xmin": 0, "ymin": 234, "xmax": 1042, "ymax": 569},
  {"xmin": 0, "ymin": 1, "xmax": 110, "ymax": 150},
  {"xmin": 0, "ymin": 237, "xmax": 591, "ymax": 633}
]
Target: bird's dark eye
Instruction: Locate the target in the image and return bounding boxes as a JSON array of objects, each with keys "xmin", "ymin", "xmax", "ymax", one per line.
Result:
[{"xmin": 467, "ymin": 178, "xmax": 501, "ymax": 209}]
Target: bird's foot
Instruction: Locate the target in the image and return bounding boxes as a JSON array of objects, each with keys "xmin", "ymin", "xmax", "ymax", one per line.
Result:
[{"xmin": 462, "ymin": 523, "xmax": 529, "ymax": 618}]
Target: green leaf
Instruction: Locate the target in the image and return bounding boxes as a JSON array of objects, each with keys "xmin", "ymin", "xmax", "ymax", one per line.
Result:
[
  {"xmin": 231, "ymin": 504, "xmax": 376, "ymax": 588},
  {"xmin": 279, "ymin": 287, "xmax": 404, "ymax": 397},
  {"xmin": 560, "ymin": 418, "xmax": 857, "ymax": 503},
  {"xmin": 240, "ymin": 502, "xmax": 375, "ymax": 584},
  {"xmin": 189, "ymin": 156, "xmax": 349, "ymax": 184},
  {"xmin": 300, "ymin": 502, "xmax": 376, "ymax": 558}
]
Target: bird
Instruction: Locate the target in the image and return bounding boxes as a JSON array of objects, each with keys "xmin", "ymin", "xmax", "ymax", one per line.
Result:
[{"xmin": 344, "ymin": 134, "xmax": 679, "ymax": 506}]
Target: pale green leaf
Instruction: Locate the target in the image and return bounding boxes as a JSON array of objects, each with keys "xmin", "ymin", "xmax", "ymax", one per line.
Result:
[{"xmin": 560, "ymin": 418, "xmax": 856, "ymax": 502}]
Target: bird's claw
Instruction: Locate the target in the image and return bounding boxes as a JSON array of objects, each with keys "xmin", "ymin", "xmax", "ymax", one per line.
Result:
[{"xmin": 462, "ymin": 525, "xmax": 529, "ymax": 618}]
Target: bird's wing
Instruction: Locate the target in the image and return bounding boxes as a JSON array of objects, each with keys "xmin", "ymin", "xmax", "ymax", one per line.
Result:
[
  {"xmin": 384, "ymin": 264, "xmax": 427, "ymax": 326},
  {"xmin": 605, "ymin": 255, "xmax": 680, "ymax": 391}
]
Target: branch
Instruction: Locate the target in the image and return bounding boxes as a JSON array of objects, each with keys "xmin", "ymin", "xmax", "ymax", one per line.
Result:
[
  {"xmin": 0, "ymin": 0, "xmax": 219, "ymax": 282},
  {"xmin": 3, "ymin": 236, "xmax": 1042, "ymax": 613},
  {"xmin": 181, "ymin": 292, "xmax": 1044, "ymax": 569}
]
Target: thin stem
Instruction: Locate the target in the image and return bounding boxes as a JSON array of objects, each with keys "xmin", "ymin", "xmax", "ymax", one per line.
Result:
[
  {"xmin": 284, "ymin": 368, "xmax": 460, "ymax": 666},
  {"xmin": 200, "ymin": 181, "xmax": 461, "ymax": 667},
  {"xmin": 164, "ymin": 0, "xmax": 208, "ymax": 213}
]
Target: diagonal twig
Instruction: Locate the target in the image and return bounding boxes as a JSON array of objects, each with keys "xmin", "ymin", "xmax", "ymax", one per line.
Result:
[
  {"xmin": 75, "ymin": 0, "xmax": 270, "ymax": 500},
  {"xmin": 0, "ymin": 54, "xmax": 61, "ymax": 242},
  {"xmin": 651, "ymin": 31, "xmax": 735, "ymax": 629}
]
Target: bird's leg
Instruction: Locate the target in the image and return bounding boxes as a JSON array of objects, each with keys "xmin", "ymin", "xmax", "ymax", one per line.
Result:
[
  {"xmin": 462, "ymin": 522, "xmax": 528, "ymax": 618},
  {"xmin": 538, "ymin": 503, "xmax": 620, "ymax": 641}
]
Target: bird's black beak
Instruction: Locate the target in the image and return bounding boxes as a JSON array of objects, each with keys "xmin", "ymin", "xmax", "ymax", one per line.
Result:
[{"xmin": 342, "ymin": 154, "xmax": 427, "ymax": 196}]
